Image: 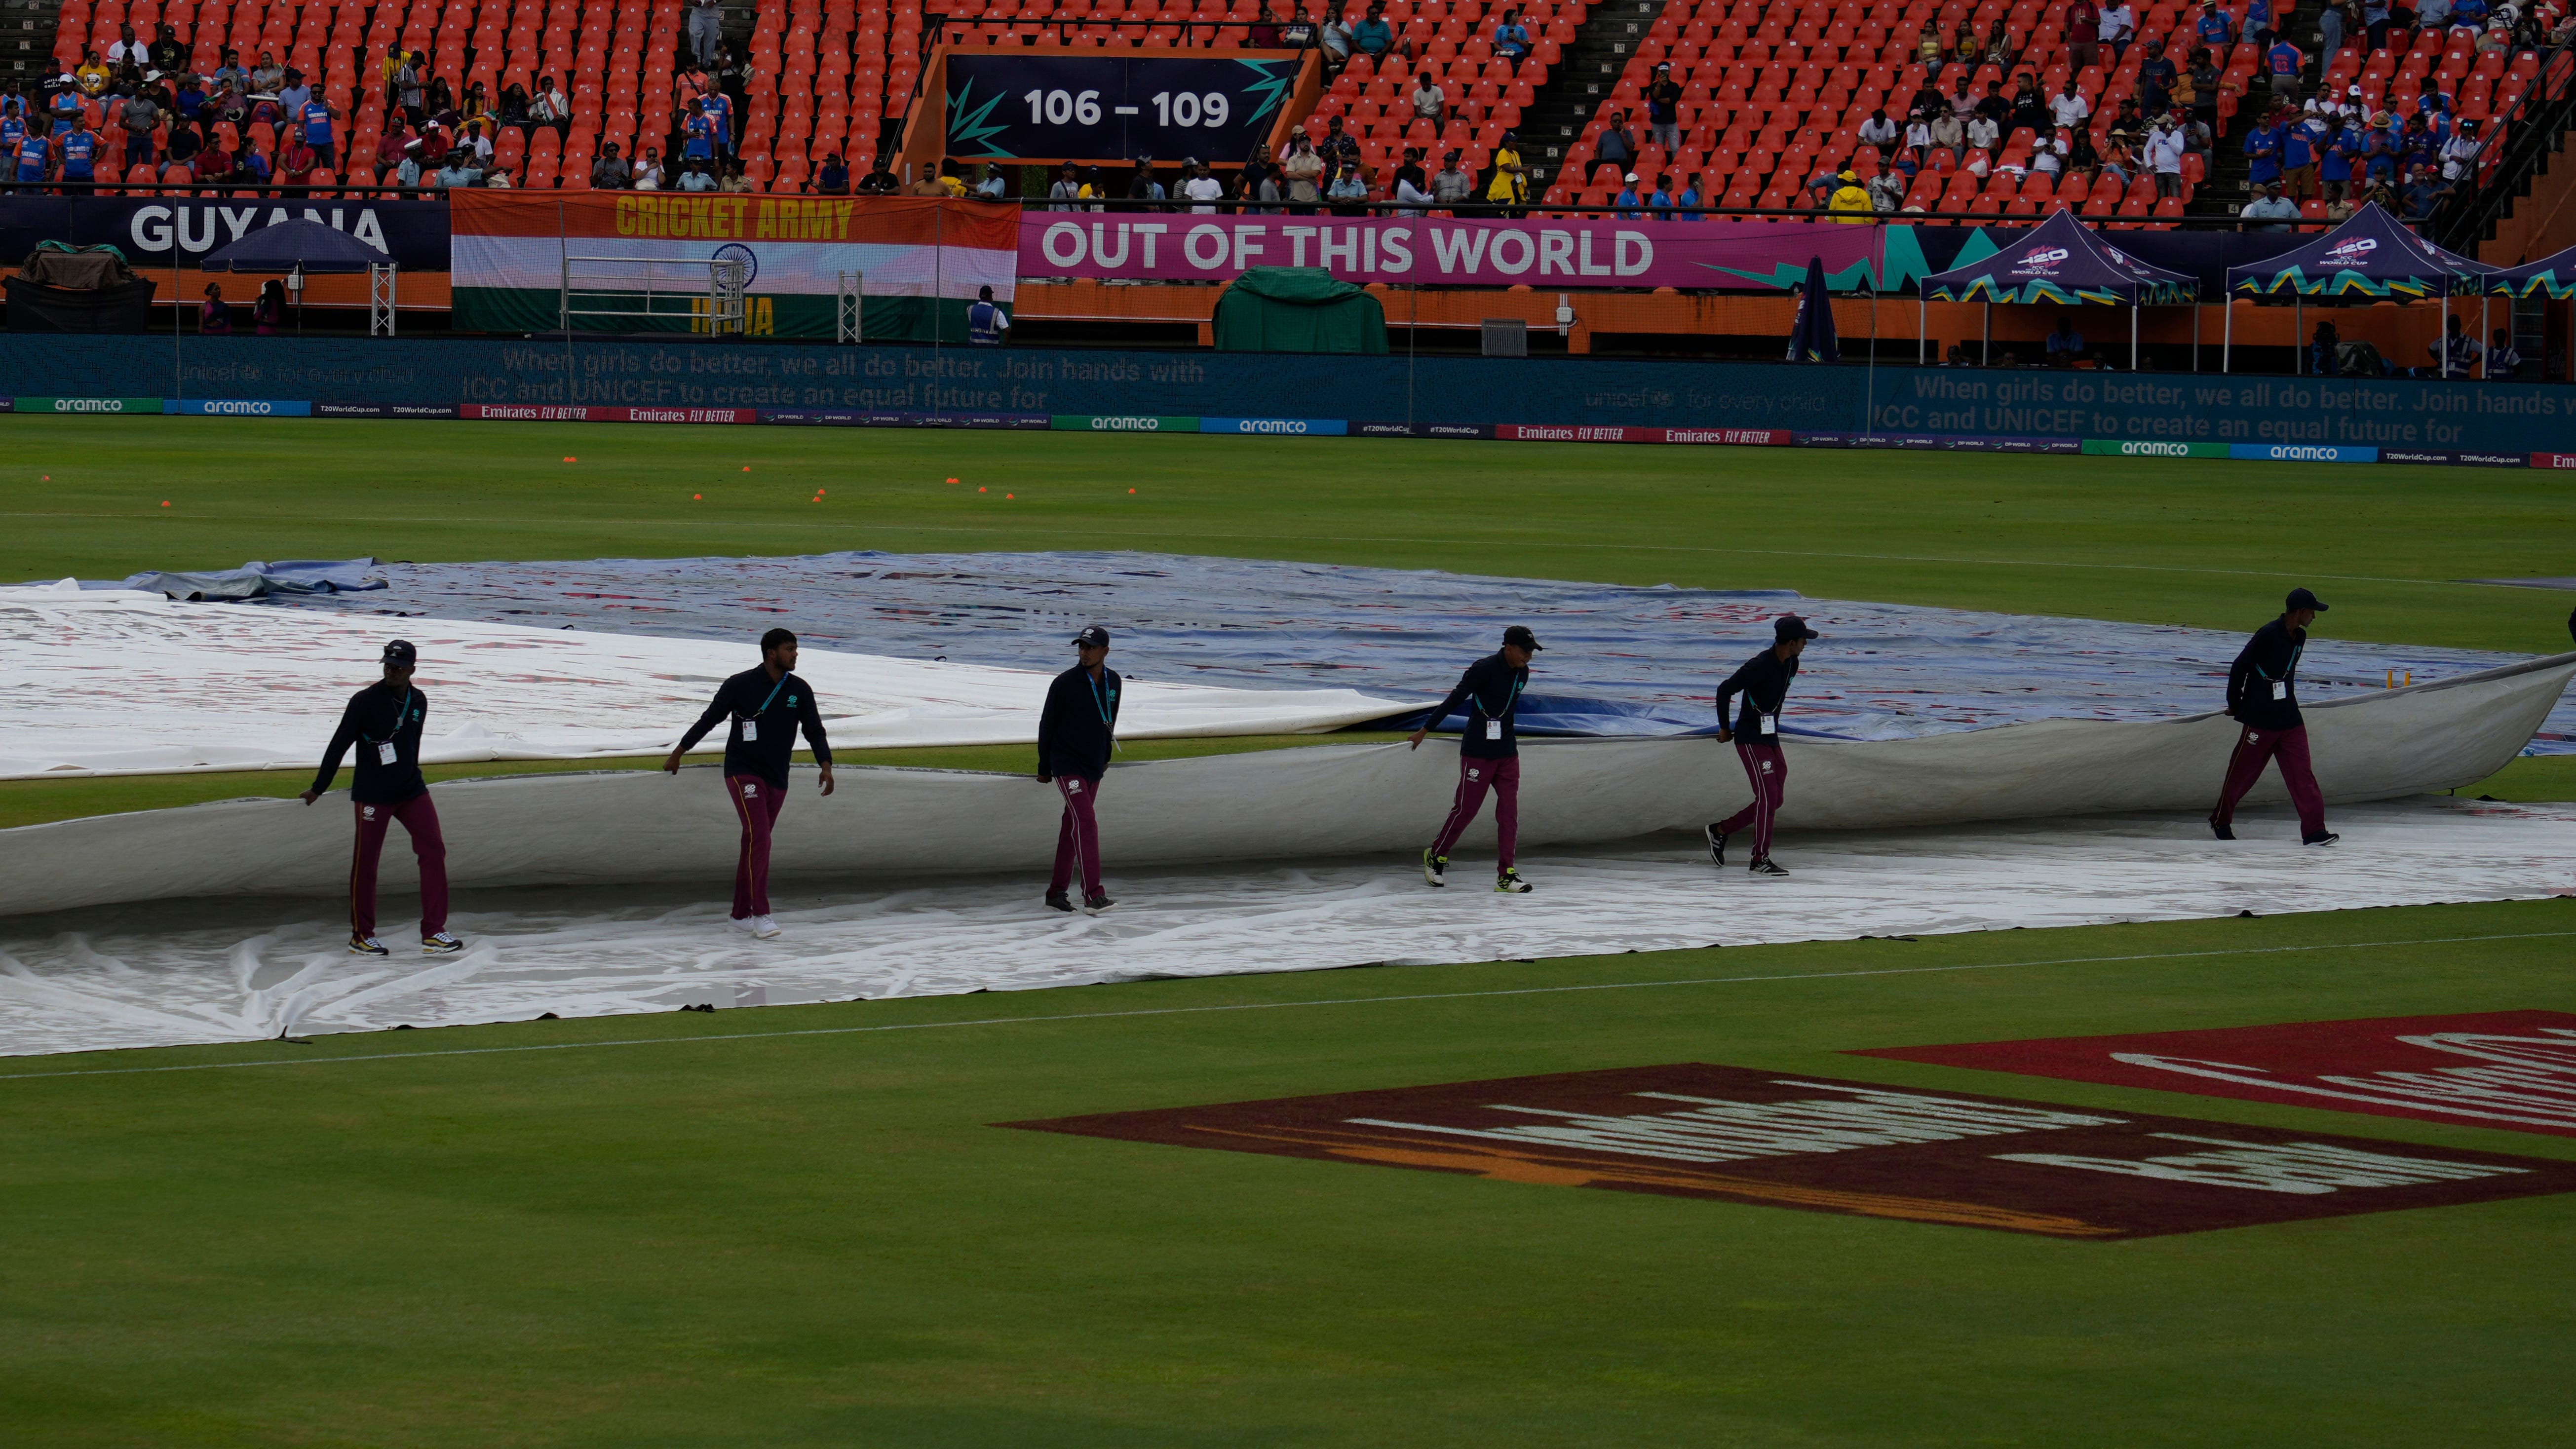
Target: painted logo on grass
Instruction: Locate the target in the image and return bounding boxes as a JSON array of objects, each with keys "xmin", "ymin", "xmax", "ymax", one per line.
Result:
[
  {"xmin": 1856, "ymin": 1011, "xmax": 2576, "ymax": 1137},
  {"xmin": 1004, "ymin": 1064, "xmax": 2576, "ymax": 1238}
]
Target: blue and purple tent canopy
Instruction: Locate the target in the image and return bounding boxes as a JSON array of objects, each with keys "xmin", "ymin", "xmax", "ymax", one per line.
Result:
[
  {"xmin": 2225, "ymin": 204, "xmax": 2496, "ymax": 299},
  {"xmin": 2485, "ymin": 242, "xmax": 2576, "ymax": 299},
  {"xmin": 1922, "ymin": 211, "xmax": 2199, "ymax": 306}
]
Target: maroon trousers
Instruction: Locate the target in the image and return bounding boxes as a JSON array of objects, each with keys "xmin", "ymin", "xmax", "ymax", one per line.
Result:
[
  {"xmin": 1050, "ymin": 773, "xmax": 1104, "ymax": 898},
  {"xmin": 727, "ymin": 773, "xmax": 788, "ymax": 918},
  {"xmin": 1716, "ymin": 740, "xmax": 1787, "ymax": 861},
  {"xmin": 350, "ymin": 792, "xmax": 449, "ymax": 940},
  {"xmin": 2211, "ymin": 723, "xmax": 2328, "ymax": 838},
  {"xmin": 1430, "ymin": 754, "xmax": 1520, "ymax": 871}
]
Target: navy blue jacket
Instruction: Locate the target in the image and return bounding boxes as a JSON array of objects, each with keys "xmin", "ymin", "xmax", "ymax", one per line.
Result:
[
  {"xmin": 1715, "ymin": 648, "xmax": 1799, "ymax": 739},
  {"xmin": 677, "ymin": 666, "xmax": 834, "ymax": 789},
  {"xmin": 2227, "ymin": 618, "xmax": 2307, "ymax": 730},
  {"xmin": 1038, "ymin": 664, "xmax": 1122, "ymax": 779},
  {"xmin": 1432, "ymin": 652, "xmax": 1529, "ymax": 760},
  {"xmin": 310, "ymin": 681, "xmax": 430, "ymax": 804}
]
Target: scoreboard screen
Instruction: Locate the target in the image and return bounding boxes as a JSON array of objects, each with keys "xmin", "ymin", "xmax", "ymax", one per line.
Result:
[{"xmin": 943, "ymin": 53, "xmax": 1300, "ymax": 163}]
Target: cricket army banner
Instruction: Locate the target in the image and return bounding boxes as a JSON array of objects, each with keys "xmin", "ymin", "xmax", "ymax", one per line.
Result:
[{"xmin": 449, "ymin": 193, "xmax": 1018, "ymax": 341}]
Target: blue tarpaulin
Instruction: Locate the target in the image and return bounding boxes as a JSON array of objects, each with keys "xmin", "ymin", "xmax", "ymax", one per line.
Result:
[
  {"xmin": 110, "ymin": 558, "xmax": 388, "ymax": 601},
  {"xmin": 231, "ymin": 550, "xmax": 2574, "ymax": 755}
]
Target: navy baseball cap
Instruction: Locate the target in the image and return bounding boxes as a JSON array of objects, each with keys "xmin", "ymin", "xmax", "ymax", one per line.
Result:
[
  {"xmin": 1503, "ymin": 624, "xmax": 1544, "ymax": 652},
  {"xmin": 1774, "ymin": 614, "xmax": 1821, "ymax": 641},
  {"xmin": 1073, "ymin": 625, "xmax": 1112, "ymax": 648},
  {"xmin": 381, "ymin": 639, "xmax": 417, "ymax": 665},
  {"xmin": 2285, "ymin": 588, "xmax": 2329, "ymax": 612}
]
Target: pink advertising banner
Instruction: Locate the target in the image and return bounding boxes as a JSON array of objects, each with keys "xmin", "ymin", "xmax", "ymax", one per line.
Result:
[{"xmin": 1016, "ymin": 213, "xmax": 1886, "ymax": 290}]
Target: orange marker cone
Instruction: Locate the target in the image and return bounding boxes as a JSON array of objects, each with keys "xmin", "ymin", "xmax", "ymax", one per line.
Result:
[
  {"xmin": 160, "ymin": 500, "xmax": 171, "ymax": 507},
  {"xmin": 1128, "ymin": 488, "xmax": 1137, "ymax": 494},
  {"xmin": 978, "ymin": 486, "xmax": 987, "ymax": 493},
  {"xmin": 1006, "ymin": 493, "xmax": 1015, "ymax": 499},
  {"xmin": 947, "ymin": 476, "xmax": 960, "ymax": 484},
  {"xmin": 693, "ymin": 493, "xmax": 703, "ymax": 499},
  {"xmin": 563, "ymin": 456, "xmax": 577, "ymax": 462},
  {"xmin": 741, "ymin": 465, "xmax": 751, "ymax": 472}
]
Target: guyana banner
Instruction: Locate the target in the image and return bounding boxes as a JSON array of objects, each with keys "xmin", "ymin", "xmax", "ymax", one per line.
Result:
[{"xmin": 449, "ymin": 192, "xmax": 1018, "ymax": 341}]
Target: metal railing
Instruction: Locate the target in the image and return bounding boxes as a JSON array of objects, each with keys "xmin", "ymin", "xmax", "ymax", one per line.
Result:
[{"xmin": 2432, "ymin": 38, "xmax": 2576, "ymax": 252}]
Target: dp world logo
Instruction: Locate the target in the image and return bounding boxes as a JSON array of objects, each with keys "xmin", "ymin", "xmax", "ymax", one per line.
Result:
[
  {"xmin": 2323, "ymin": 236, "xmax": 2380, "ymax": 267},
  {"xmin": 2013, "ymin": 245, "xmax": 2072, "ymax": 276},
  {"xmin": 712, "ymin": 242, "xmax": 758, "ymax": 285}
]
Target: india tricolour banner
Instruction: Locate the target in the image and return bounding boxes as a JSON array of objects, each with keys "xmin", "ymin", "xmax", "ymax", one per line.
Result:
[{"xmin": 450, "ymin": 192, "xmax": 1019, "ymax": 341}]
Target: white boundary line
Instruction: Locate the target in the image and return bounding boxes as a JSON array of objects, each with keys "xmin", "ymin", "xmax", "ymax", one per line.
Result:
[{"xmin": 3, "ymin": 928, "xmax": 2570, "ymax": 1085}]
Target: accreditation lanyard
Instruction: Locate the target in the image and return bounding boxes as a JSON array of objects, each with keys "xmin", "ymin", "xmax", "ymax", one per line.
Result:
[
  {"xmin": 739, "ymin": 673, "xmax": 788, "ymax": 742},
  {"xmin": 364, "ymin": 688, "xmax": 413, "ymax": 765},
  {"xmin": 1476, "ymin": 674, "xmax": 1524, "ymax": 741},
  {"xmin": 2258, "ymin": 641, "xmax": 2302, "ymax": 701},
  {"xmin": 1090, "ymin": 670, "xmax": 1120, "ymax": 753}
]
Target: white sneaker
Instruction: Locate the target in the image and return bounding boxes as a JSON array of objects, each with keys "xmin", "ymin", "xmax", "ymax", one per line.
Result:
[
  {"xmin": 726, "ymin": 915, "xmax": 757, "ymax": 934},
  {"xmin": 750, "ymin": 915, "xmax": 782, "ymax": 939}
]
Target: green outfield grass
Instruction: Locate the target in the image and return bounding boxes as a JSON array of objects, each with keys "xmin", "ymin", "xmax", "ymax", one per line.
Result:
[
  {"xmin": 5, "ymin": 417, "xmax": 2576, "ymax": 1446},
  {"xmin": 5, "ymin": 902, "xmax": 2574, "ymax": 1448}
]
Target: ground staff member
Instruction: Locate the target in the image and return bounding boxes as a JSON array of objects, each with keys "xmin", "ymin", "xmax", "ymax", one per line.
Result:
[
  {"xmin": 1413, "ymin": 625, "xmax": 1541, "ymax": 893},
  {"xmin": 664, "ymin": 628, "xmax": 836, "ymax": 939},
  {"xmin": 1706, "ymin": 614, "xmax": 1819, "ymax": 877},
  {"xmin": 2209, "ymin": 587, "xmax": 2335, "ymax": 845},
  {"xmin": 967, "ymin": 284, "xmax": 1010, "ymax": 345},
  {"xmin": 302, "ymin": 639, "xmax": 464, "ymax": 956},
  {"xmin": 1037, "ymin": 625, "xmax": 1120, "ymax": 915}
]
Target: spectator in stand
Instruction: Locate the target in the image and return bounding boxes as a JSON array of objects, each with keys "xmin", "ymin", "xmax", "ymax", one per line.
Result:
[
  {"xmin": 198, "ymin": 133, "xmax": 236, "ymax": 191},
  {"xmin": 2266, "ymin": 32, "xmax": 2305, "ymax": 99},
  {"xmin": 704, "ymin": 87, "xmax": 734, "ymax": 158},
  {"xmin": 75, "ymin": 52, "xmax": 112, "ymax": 97},
  {"xmin": 252, "ymin": 278, "xmax": 285, "ymax": 334},
  {"xmin": 106, "ymin": 24, "xmax": 147, "ymax": 75},
  {"xmin": 2196, "ymin": 0, "xmax": 2235, "ymax": 48},
  {"xmin": 2099, "ymin": 0, "xmax": 2137, "ymax": 61},
  {"xmin": 250, "ymin": 52, "xmax": 284, "ymax": 94},
  {"xmin": 2138, "ymin": 39, "xmax": 2178, "ymax": 113},
  {"xmin": 2068, "ymin": 0, "xmax": 2102, "ymax": 70},
  {"xmin": 2441, "ymin": 118, "xmax": 2482, "ymax": 181},
  {"xmin": 590, "ymin": 142, "xmax": 630, "ymax": 189},
  {"xmin": 1903, "ymin": 106, "xmax": 1934, "ymax": 156},
  {"xmin": 200, "ymin": 283, "xmax": 232, "ymax": 333},
  {"xmin": 2401, "ymin": 161, "xmax": 2445, "ymax": 219},
  {"xmin": 2050, "ymin": 77, "xmax": 2092, "ymax": 131},
  {"xmin": 1614, "ymin": 170, "xmax": 1643, "ymax": 217},
  {"xmin": 688, "ymin": 0, "xmax": 724, "ymax": 68},
  {"xmin": 678, "ymin": 159, "xmax": 717, "ymax": 191},
  {"xmin": 1277, "ymin": 3, "xmax": 1317, "ymax": 47},
  {"xmin": 531, "ymin": 75, "xmax": 569, "ymax": 132},
  {"xmin": 1320, "ymin": 113, "xmax": 1359, "ymax": 166},
  {"xmin": 235, "ymin": 143, "xmax": 273, "ymax": 192},
  {"xmin": 2319, "ymin": 0, "xmax": 2349, "ymax": 55},
  {"xmin": 396, "ymin": 51, "xmax": 425, "ymax": 130},
  {"xmin": 1678, "ymin": 170, "xmax": 1706, "ymax": 217},
  {"xmin": 1047, "ymin": 161, "xmax": 1081, "ymax": 208},
  {"xmin": 974, "ymin": 161, "xmax": 1007, "ymax": 199},
  {"xmin": 2146, "ymin": 111, "xmax": 2188, "ymax": 194},
  {"xmin": 117, "ymin": 86, "xmax": 160, "ymax": 170},
  {"xmin": 1647, "ymin": 170, "xmax": 1675, "ymax": 218},
  {"xmin": 1596, "ymin": 108, "xmax": 1636, "ymax": 170},
  {"xmin": 1283, "ymin": 133, "xmax": 1325, "ymax": 211},
  {"xmin": 2010, "ymin": 75, "xmax": 2051, "ymax": 134},
  {"xmin": 1394, "ymin": 155, "xmax": 1435, "ymax": 215},
  {"xmin": 2428, "ymin": 313, "xmax": 2482, "ymax": 375},
  {"xmin": 2488, "ymin": 327, "xmax": 2520, "ymax": 379},
  {"xmin": 635, "ymin": 149, "xmax": 669, "ymax": 191},
  {"xmin": 2284, "ymin": 106, "xmax": 2323, "ymax": 197},
  {"xmin": 2242, "ymin": 178, "xmax": 2301, "ymax": 226},
  {"xmin": 1326, "ymin": 160, "xmax": 1370, "ymax": 214},
  {"xmin": 56, "ymin": 112, "xmax": 96, "ymax": 189},
  {"xmin": 1493, "ymin": 9, "xmax": 1531, "ymax": 70},
  {"xmin": 1647, "ymin": 62, "xmax": 1683, "ymax": 153},
  {"xmin": 2318, "ymin": 114, "xmax": 2358, "ymax": 199},
  {"xmin": 1868, "ymin": 166, "xmax": 1906, "ymax": 211},
  {"xmin": 1828, "ymin": 168, "xmax": 1872, "ymax": 221},
  {"xmin": 1928, "ymin": 103, "xmax": 1965, "ymax": 161},
  {"xmin": 1966, "ymin": 106, "xmax": 2001, "ymax": 155},
  {"xmin": 2244, "ymin": 105, "xmax": 2285, "ymax": 190},
  {"xmin": 1240, "ymin": 143, "xmax": 1277, "ymax": 209},
  {"xmin": 714, "ymin": 158, "xmax": 747, "ymax": 192},
  {"xmin": 2034, "ymin": 136, "xmax": 2067, "ymax": 178},
  {"xmin": 1859, "ymin": 106, "xmax": 1901, "ymax": 154},
  {"xmin": 2101, "ymin": 133, "xmax": 2136, "ymax": 185},
  {"xmin": 1184, "ymin": 158, "xmax": 1224, "ymax": 212},
  {"xmin": 1975, "ymin": 80, "xmax": 2012, "ymax": 125},
  {"xmin": 2362, "ymin": 111, "xmax": 2400, "ymax": 184},
  {"xmin": 1318, "ymin": 5, "xmax": 1353, "ymax": 63},
  {"xmin": 2363, "ymin": 0, "xmax": 2392, "ymax": 50},
  {"xmin": 1487, "ymin": 130, "xmax": 1528, "ymax": 213},
  {"xmin": 1248, "ymin": 3, "xmax": 1282, "ymax": 47},
  {"xmin": 278, "ymin": 133, "xmax": 318, "ymax": 187},
  {"xmin": 149, "ymin": 24, "xmax": 187, "ymax": 75},
  {"xmin": 498, "ymin": 81, "xmax": 530, "ymax": 132},
  {"xmin": 1351, "ymin": 2, "xmax": 1400, "ymax": 62},
  {"xmin": 682, "ymin": 98, "xmax": 716, "ymax": 170},
  {"xmin": 436, "ymin": 152, "xmax": 479, "ymax": 190},
  {"xmin": 1411, "ymin": 70, "xmax": 1444, "ymax": 123},
  {"xmin": 859, "ymin": 153, "xmax": 899, "ymax": 193},
  {"xmin": 1128, "ymin": 155, "xmax": 1166, "ymax": 204},
  {"xmin": 280, "ymin": 68, "xmax": 314, "ymax": 120}
]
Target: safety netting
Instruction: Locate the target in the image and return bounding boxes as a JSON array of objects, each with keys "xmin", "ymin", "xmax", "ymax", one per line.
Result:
[{"xmin": 230, "ymin": 550, "xmax": 2576, "ymax": 753}]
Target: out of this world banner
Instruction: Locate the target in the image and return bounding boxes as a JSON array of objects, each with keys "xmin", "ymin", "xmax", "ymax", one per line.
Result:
[{"xmin": 1018, "ymin": 212, "xmax": 1887, "ymax": 290}]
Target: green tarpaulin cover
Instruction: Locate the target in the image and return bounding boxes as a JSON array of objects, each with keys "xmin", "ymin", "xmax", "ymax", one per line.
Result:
[{"xmin": 1212, "ymin": 267, "xmax": 1387, "ymax": 353}]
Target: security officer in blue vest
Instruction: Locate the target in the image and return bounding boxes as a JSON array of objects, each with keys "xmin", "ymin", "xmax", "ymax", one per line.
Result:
[{"xmin": 967, "ymin": 284, "xmax": 1010, "ymax": 345}]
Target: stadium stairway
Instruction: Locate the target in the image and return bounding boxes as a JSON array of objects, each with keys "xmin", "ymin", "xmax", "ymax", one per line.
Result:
[
  {"xmin": 9, "ymin": 0, "xmax": 63, "ymax": 81},
  {"xmin": 1521, "ymin": 0, "xmax": 1663, "ymax": 193}
]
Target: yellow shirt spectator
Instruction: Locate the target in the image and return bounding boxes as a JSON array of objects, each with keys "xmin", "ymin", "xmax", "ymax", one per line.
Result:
[
  {"xmin": 1828, "ymin": 172, "xmax": 1875, "ymax": 223},
  {"xmin": 1487, "ymin": 144, "xmax": 1526, "ymax": 203}
]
